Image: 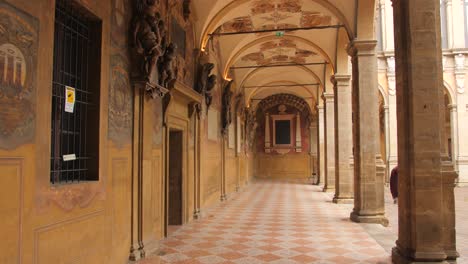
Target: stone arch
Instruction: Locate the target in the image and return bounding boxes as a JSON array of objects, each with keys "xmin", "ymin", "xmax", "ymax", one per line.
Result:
[
  {"xmin": 378, "ymin": 84, "xmax": 388, "ymax": 107},
  {"xmin": 199, "ymin": 0, "xmax": 354, "ymax": 50},
  {"xmin": 255, "ymin": 93, "xmax": 313, "ymax": 121},
  {"xmin": 223, "ymin": 35, "xmax": 335, "ymax": 78},
  {"xmin": 443, "ymin": 80, "xmax": 456, "ymax": 105},
  {"xmin": 241, "ymin": 65, "xmax": 324, "ymax": 105}
]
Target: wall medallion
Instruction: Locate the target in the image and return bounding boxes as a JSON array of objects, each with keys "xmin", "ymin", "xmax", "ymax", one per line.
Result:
[{"xmin": 0, "ymin": 2, "xmax": 38, "ymax": 149}]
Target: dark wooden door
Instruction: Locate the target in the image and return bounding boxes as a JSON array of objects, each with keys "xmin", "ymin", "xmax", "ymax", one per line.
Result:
[{"xmin": 168, "ymin": 131, "xmax": 183, "ymax": 225}]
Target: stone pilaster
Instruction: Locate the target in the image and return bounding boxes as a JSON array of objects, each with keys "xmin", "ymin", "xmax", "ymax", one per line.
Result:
[
  {"xmin": 317, "ymin": 105, "xmax": 325, "ymax": 185},
  {"xmin": 323, "ymin": 92, "xmax": 335, "ymax": 192},
  {"xmin": 391, "ymin": 0, "xmax": 459, "ymax": 262},
  {"xmin": 309, "ymin": 123, "xmax": 318, "ymax": 180},
  {"xmin": 332, "ymin": 75, "xmax": 353, "ymax": 203},
  {"xmin": 347, "ymin": 39, "xmax": 387, "ymax": 225}
]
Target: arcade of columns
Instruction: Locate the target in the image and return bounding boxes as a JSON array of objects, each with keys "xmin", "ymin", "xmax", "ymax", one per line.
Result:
[{"xmin": 313, "ymin": 0, "xmax": 462, "ymax": 262}]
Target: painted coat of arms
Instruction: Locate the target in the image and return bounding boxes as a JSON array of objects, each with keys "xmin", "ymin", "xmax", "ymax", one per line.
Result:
[{"xmin": 0, "ymin": 1, "xmax": 38, "ymax": 149}]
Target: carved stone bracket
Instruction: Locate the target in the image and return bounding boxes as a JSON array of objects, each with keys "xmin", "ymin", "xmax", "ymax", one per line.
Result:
[
  {"xmin": 189, "ymin": 102, "xmax": 202, "ymax": 119},
  {"xmin": 145, "ymin": 82, "xmax": 169, "ymax": 99},
  {"xmin": 196, "ymin": 62, "xmax": 217, "ymax": 110}
]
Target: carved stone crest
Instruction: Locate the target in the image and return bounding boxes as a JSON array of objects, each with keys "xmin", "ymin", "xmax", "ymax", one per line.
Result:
[
  {"xmin": 221, "ymin": 80, "xmax": 234, "ymax": 135},
  {"xmin": 131, "ymin": 0, "xmax": 177, "ymax": 98},
  {"xmin": 196, "ymin": 62, "xmax": 217, "ymax": 109}
]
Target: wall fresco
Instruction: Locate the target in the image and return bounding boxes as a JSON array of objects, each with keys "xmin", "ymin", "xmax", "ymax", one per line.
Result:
[
  {"xmin": 219, "ymin": 0, "xmax": 333, "ymax": 34},
  {"xmin": 108, "ymin": 0, "xmax": 133, "ymax": 145},
  {"xmin": 0, "ymin": 1, "xmax": 38, "ymax": 149}
]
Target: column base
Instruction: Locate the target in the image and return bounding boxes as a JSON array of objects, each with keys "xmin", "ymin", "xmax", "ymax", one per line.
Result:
[
  {"xmin": 445, "ymin": 250, "xmax": 459, "ymax": 261},
  {"xmin": 220, "ymin": 194, "xmax": 227, "ymax": 201},
  {"xmin": 392, "ymin": 247, "xmax": 450, "ymax": 264},
  {"xmin": 193, "ymin": 209, "xmax": 201, "ymax": 219},
  {"xmin": 322, "ymin": 186, "xmax": 335, "ymax": 192},
  {"xmin": 350, "ymin": 211, "xmax": 389, "ymax": 226},
  {"xmin": 332, "ymin": 196, "xmax": 354, "ymax": 204},
  {"xmin": 456, "ymin": 181, "xmax": 468, "ymax": 187}
]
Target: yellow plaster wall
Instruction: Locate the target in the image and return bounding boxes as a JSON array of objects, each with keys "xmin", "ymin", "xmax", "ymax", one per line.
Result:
[
  {"xmin": 225, "ymin": 148, "xmax": 238, "ymax": 194},
  {"xmin": 201, "ymin": 139, "xmax": 222, "ymax": 207},
  {"xmin": 255, "ymin": 153, "xmax": 311, "ymax": 179},
  {"xmin": 0, "ymin": 1, "xmax": 166, "ymax": 263}
]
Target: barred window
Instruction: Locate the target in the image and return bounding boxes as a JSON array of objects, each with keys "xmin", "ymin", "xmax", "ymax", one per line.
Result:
[
  {"xmin": 440, "ymin": 0, "xmax": 448, "ymax": 49},
  {"xmin": 50, "ymin": 0, "xmax": 102, "ymax": 184},
  {"xmin": 465, "ymin": 0, "xmax": 468, "ymax": 47}
]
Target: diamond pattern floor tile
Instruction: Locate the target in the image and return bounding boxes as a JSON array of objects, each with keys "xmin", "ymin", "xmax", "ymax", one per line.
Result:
[{"xmin": 135, "ymin": 182, "xmax": 468, "ymax": 263}]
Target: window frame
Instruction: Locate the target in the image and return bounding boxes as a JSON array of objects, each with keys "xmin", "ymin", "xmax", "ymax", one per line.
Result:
[
  {"xmin": 271, "ymin": 114, "xmax": 295, "ymax": 148},
  {"xmin": 50, "ymin": 0, "xmax": 102, "ymax": 184}
]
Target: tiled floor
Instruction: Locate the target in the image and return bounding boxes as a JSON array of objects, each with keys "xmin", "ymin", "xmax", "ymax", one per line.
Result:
[
  {"xmin": 137, "ymin": 181, "xmax": 468, "ymax": 264},
  {"xmin": 139, "ymin": 180, "xmax": 392, "ymax": 264}
]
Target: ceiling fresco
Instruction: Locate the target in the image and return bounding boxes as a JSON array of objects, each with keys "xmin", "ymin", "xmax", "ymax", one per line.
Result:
[
  {"xmin": 219, "ymin": 0, "xmax": 335, "ymax": 34},
  {"xmin": 240, "ymin": 39, "xmax": 318, "ymax": 65}
]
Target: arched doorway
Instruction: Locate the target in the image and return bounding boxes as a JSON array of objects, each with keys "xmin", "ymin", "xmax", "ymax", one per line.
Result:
[
  {"xmin": 378, "ymin": 89, "xmax": 390, "ymax": 182},
  {"xmin": 253, "ymin": 94, "xmax": 314, "ymax": 180}
]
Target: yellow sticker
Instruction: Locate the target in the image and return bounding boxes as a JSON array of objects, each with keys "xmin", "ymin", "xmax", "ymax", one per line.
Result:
[{"xmin": 65, "ymin": 86, "xmax": 75, "ymax": 113}]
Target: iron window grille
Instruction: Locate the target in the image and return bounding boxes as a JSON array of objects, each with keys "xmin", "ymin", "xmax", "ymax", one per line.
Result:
[{"xmin": 50, "ymin": 0, "xmax": 102, "ymax": 184}]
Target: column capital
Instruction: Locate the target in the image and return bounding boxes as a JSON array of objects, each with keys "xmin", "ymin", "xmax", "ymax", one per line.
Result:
[
  {"xmin": 448, "ymin": 104, "xmax": 458, "ymax": 111},
  {"xmin": 322, "ymin": 92, "xmax": 334, "ymax": 102},
  {"xmin": 346, "ymin": 39, "xmax": 378, "ymax": 57},
  {"xmin": 331, "ymin": 74, "xmax": 351, "ymax": 86}
]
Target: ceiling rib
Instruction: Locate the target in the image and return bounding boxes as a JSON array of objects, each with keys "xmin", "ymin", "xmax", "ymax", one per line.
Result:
[
  {"xmin": 231, "ymin": 62, "xmax": 328, "ymax": 70},
  {"xmin": 243, "ymin": 83, "xmax": 320, "ymax": 89},
  {"xmin": 209, "ymin": 25, "xmax": 344, "ymax": 37}
]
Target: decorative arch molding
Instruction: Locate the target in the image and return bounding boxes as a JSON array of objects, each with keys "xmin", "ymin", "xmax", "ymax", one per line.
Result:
[
  {"xmin": 199, "ymin": 0, "xmax": 354, "ymax": 50},
  {"xmin": 443, "ymin": 80, "xmax": 456, "ymax": 105},
  {"xmin": 256, "ymin": 93, "xmax": 312, "ymax": 119},
  {"xmin": 240, "ymin": 65, "xmax": 324, "ymax": 99},
  {"xmin": 378, "ymin": 84, "xmax": 388, "ymax": 107},
  {"xmin": 223, "ymin": 35, "xmax": 335, "ymax": 78},
  {"xmin": 247, "ymin": 80, "xmax": 316, "ymax": 103}
]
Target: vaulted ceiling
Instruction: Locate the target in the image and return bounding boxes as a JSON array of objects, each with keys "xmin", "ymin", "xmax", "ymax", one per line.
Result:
[{"xmin": 192, "ymin": 0, "xmax": 376, "ymax": 111}]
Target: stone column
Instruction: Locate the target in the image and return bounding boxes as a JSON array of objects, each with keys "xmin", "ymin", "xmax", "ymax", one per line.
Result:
[
  {"xmin": 347, "ymin": 40, "xmax": 387, "ymax": 225},
  {"xmin": 383, "ymin": 105, "xmax": 390, "ymax": 183},
  {"xmin": 310, "ymin": 123, "xmax": 318, "ymax": 179},
  {"xmin": 317, "ymin": 105, "xmax": 325, "ymax": 185},
  {"xmin": 391, "ymin": 0, "xmax": 459, "ymax": 262},
  {"xmin": 295, "ymin": 114, "xmax": 302, "ymax": 152},
  {"xmin": 323, "ymin": 92, "xmax": 335, "ymax": 192},
  {"xmin": 387, "ymin": 57, "xmax": 398, "ymax": 178},
  {"xmin": 449, "ymin": 104, "xmax": 459, "ymax": 176},
  {"xmin": 454, "ymin": 53, "xmax": 468, "ymax": 185},
  {"xmin": 332, "ymin": 75, "xmax": 354, "ymax": 203},
  {"xmin": 265, "ymin": 113, "xmax": 271, "ymax": 153}
]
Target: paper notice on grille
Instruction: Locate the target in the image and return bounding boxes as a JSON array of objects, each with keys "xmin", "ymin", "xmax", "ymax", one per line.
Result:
[
  {"xmin": 65, "ymin": 86, "xmax": 76, "ymax": 113},
  {"xmin": 63, "ymin": 154, "xmax": 76, "ymax": 161}
]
